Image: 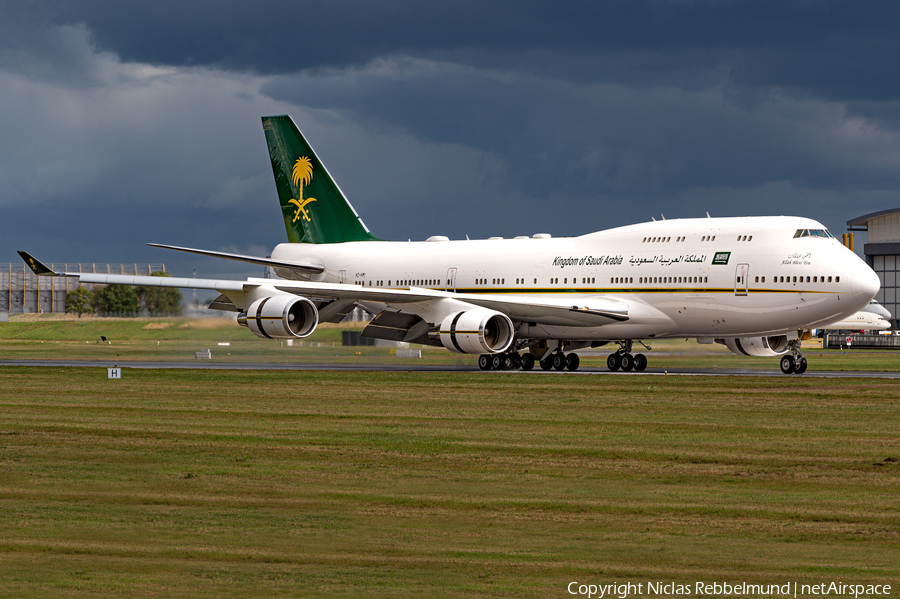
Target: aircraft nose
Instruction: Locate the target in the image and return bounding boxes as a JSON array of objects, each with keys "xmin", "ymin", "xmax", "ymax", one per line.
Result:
[{"xmin": 851, "ymin": 267, "xmax": 880, "ymax": 302}]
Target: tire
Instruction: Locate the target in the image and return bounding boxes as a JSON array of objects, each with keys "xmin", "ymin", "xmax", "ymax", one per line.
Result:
[
  {"xmin": 633, "ymin": 353, "xmax": 648, "ymax": 372},
  {"xmin": 540, "ymin": 358, "xmax": 553, "ymax": 371},
  {"xmin": 607, "ymin": 353, "xmax": 621, "ymax": 371},
  {"xmin": 511, "ymin": 353, "xmax": 522, "ymax": 369},
  {"xmin": 552, "ymin": 353, "xmax": 566, "ymax": 371},
  {"xmin": 521, "ymin": 353, "xmax": 535, "ymax": 371},
  {"xmin": 503, "ymin": 356, "xmax": 514, "ymax": 370},
  {"xmin": 478, "ymin": 354, "xmax": 492, "ymax": 370},
  {"xmin": 492, "ymin": 355, "xmax": 503, "ymax": 370},
  {"xmin": 566, "ymin": 353, "xmax": 580, "ymax": 371},
  {"xmin": 620, "ymin": 353, "xmax": 634, "ymax": 371},
  {"xmin": 795, "ymin": 357, "xmax": 808, "ymax": 374},
  {"xmin": 780, "ymin": 355, "xmax": 795, "ymax": 374}
]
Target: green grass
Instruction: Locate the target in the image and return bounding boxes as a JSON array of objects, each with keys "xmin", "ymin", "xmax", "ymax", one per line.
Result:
[
  {"xmin": 2, "ymin": 317, "xmax": 900, "ymax": 372},
  {"xmin": 0, "ymin": 369, "xmax": 897, "ymax": 597}
]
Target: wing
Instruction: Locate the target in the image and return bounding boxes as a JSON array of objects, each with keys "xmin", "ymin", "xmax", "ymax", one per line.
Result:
[
  {"xmin": 19, "ymin": 250, "xmax": 632, "ymax": 327},
  {"xmin": 19, "ymin": 251, "xmax": 248, "ymax": 291}
]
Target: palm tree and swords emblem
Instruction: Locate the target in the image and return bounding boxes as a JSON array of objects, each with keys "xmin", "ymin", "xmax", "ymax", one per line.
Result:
[{"xmin": 288, "ymin": 156, "xmax": 317, "ymax": 222}]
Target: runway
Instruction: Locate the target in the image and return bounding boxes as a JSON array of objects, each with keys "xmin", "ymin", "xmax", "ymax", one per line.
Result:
[{"xmin": 1, "ymin": 359, "xmax": 898, "ymax": 378}]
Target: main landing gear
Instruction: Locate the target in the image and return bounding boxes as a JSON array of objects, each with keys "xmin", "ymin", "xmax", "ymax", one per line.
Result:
[
  {"xmin": 606, "ymin": 340, "xmax": 648, "ymax": 372},
  {"xmin": 477, "ymin": 350, "xmax": 579, "ymax": 371},
  {"xmin": 779, "ymin": 340, "xmax": 808, "ymax": 375},
  {"xmin": 479, "ymin": 352, "xmax": 529, "ymax": 371},
  {"xmin": 539, "ymin": 351, "xmax": 580, "ymax": 371}
]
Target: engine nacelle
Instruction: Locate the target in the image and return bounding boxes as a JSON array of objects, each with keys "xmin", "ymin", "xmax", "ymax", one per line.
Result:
[
  {"xmin": 238, "ymin": 295, "xmax": 318, "ymax": 339},
  {"xmin": 720, "ymin": 336, "xmax": 790, "ymax": 357},
  {"xmin": 439, "ymin": 310, "xmax": 514, "ymax": 354}
]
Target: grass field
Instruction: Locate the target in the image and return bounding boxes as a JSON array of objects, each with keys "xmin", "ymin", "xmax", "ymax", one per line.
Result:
[
  {"xmin": 0, "ymin": 367, "xmax": 897, "ymax": 597},
  {"xmin": 1, "ymin": 317, "xmax": 900, "ymax": 372}
]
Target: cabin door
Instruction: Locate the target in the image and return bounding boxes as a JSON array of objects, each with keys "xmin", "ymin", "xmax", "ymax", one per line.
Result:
[
  {"xmin": 339, "ymin": 269, "xmax": 347, "ymax": 284},
  {"xmin": 734, "ymin": 263, "xmax": 749, "ymax": 296},
  {"xmin": 445, "ymin": 267, "xmax": 458, "ymax": 292}
]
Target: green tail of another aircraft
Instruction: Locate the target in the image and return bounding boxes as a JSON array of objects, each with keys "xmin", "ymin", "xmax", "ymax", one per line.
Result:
[{"xmin": 262, "ymin": 115, "xmax": 380, "ymax": 244}]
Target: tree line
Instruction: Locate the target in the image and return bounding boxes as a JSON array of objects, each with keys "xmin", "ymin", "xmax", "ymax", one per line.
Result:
[{"xmin": 65, "ymin": 271, "xmax": 183, "ymax": 316}]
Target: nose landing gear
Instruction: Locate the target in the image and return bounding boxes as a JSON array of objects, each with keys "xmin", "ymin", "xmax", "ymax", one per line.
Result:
[{"xmin": 779, "ymin": 340, "xmax": 808, "ymax": 374}]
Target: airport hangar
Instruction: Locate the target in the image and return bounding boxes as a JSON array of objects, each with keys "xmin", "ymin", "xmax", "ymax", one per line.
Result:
[{"xmin": 848, "ymin": 208, "xmax": 900, "ymax": 330}]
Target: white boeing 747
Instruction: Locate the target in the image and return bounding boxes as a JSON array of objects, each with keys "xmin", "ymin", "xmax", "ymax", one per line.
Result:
[
  {"xmin": 818, "ymin": 310, "xmax": 891, "ymax": 332},
  {"xmin": 20, "ymin": 115, "xmax": 880, "ymax": 374}
]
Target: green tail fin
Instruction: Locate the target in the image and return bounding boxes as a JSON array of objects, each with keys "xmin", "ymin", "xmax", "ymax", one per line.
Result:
[{"xmin": 262, "ymin": 115, "xmax": 380, "ymax": 244}]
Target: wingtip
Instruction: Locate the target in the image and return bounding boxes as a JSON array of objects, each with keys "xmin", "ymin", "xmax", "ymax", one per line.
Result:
[{"xmin": 17, "ymin": 251, "xmax": 56, "ymax": 275}]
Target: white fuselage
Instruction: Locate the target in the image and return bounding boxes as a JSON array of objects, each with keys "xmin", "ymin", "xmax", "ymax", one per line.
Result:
[
  {"xmin": 270, "ymin": 215, "xmax": 879, "ymax": 341},
  {"xmin": 818, "ymin": 311, "xmax": 891, "ymax": 331}
]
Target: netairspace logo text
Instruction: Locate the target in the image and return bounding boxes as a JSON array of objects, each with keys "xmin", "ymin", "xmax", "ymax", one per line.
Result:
[{"xmin": 567, "ymin": 581, "xmax": 892, "ymax": 598}]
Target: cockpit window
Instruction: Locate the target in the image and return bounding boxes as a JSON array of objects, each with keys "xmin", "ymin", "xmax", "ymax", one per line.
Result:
[{"xmin": 793, "ymin": 228, "xmax": 834, "ymax": 239}]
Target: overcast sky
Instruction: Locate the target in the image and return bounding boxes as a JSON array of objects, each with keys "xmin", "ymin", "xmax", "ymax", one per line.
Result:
[{"xmin": 2, "ymin": 0, "xmax": 899, "ymax": 281}]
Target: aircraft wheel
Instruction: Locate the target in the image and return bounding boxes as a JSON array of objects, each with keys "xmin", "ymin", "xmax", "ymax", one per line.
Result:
[
  {"xmin": 503, "ymin": 355, "xmax": 514, "ymax": 370},
  {"xmin": 633, "ymin": 353, "xmax": 648, "ymax": 372},
  {"xmin": 780, "ymin": 355, "xmax": 795, "ymax": 374},
  {"xmin": 521, "ymin": 353, "xmax": 535, "ymax": 371},
  {"xmin": 510, "ymin": 353, "xmax": 522, "ymax": 369},
  {"xmin": 540, "ymin": 358, "xmax": 553, "ymax": 371},
  {"xmin": 795, "ymin": 357, "xmax": 808, "ymax": 374},
  {"xmin": 552, "ymin": 353, "xmax": 567, "ymax": 371},
  {"xmin": 607, "ymin": 353, "xmax": 622, "ymax": 372},
  {"xmin": 620, "ymin": 353, "xmax": 634, "ymax": 371},
  {"xmin": 478, "ymin": 354, "xmax": 492, "ymax": 370},
  {"xmin": 566, "ymin": 353, "xmax": 580, "ymax": 371},
  {"xmin": 492, "ymin": 354, "xmax": 504, "ymax": 370}
]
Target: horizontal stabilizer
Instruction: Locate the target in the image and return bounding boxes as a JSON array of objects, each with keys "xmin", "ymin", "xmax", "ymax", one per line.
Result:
[{"xmin": 147, "ymin": 243, "xmax": 325, "ymax": 274}]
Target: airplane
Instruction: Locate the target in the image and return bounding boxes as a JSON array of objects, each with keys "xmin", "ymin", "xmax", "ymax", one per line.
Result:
[
  {"xmin": 816, "ymin": 310, "xmax": 891, "ymax": 332},
  {"xmin": 19, "ymin": 115, "xmax": 881, "ymax": 375},
  {"xmin": 861, "ymin": 299, "xmax": 892, "ymax": 321}
]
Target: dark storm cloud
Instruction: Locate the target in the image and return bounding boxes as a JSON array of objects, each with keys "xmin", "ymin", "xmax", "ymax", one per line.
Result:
[
  {"xmin": 263, "ymin": 60, "xmax": 900, "ymax": 203},
  {"xmin": 43, "ymin": 0, "xmax": 900, "ymax": 102},
  {"xmin": 2, "ymin": 0, "xmax": 900, "ymax": 278}
]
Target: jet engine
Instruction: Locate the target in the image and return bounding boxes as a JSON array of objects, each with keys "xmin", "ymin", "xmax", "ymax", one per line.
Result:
[
  {"xmin": 238, "ymin": 295, "xmax": 318, "ymax": 339},
  {"xmin": 719, "ymin": 336, "xmax": 790, "ymax": 357},
  {"xmin": 439, "ymin": 310, "xmax": 514, "ymax": 354}
]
